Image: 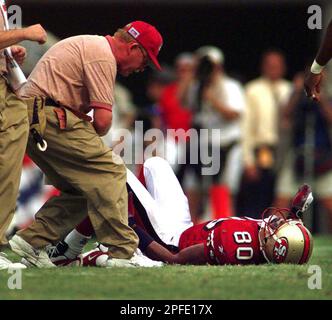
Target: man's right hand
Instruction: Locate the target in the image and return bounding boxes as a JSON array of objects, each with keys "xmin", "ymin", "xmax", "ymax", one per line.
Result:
[{"xmin": 23, "ymin": 24, "xmax": 47, "ymax": 44}]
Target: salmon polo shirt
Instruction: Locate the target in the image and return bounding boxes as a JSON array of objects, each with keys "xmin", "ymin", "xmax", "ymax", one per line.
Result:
[{"xmin": 20, "ymin": 35, "xmax": 117, "ymax": 116}]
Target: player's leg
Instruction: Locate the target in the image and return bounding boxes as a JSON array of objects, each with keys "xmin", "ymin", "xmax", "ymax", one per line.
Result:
[
  {"xmin": 47, "ymin": 157, "xmax": 190, "ymax": 265},
  {"xmin": 66, "ymin": 218, "xmax": 93, "ymax": 258},
  {"xmin": 46, "ymin": 176, "xmax": 162, "ymax": 265},
  {"xmin": 47, "ymin": 217, "xmax": 93, "ymax": 263},
  {"xmin": 142, "ymin": 156, "xmax": 193, "ymax": 245},
  {"xmin": 48, "ymin": 215, "xmax": 164, "ymax": 267},
  {"xmin": 126, "ymin": 157, "xmax": 193, "ymax": 246},
  {"xmin": 126, "ymin": 168, "xmax": 170, "ymax": 242}
]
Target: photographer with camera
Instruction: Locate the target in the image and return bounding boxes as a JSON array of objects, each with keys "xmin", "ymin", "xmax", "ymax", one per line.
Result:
[{"xmin": 180, "ymin": 46, "xmax": 245, "ymax": 222}]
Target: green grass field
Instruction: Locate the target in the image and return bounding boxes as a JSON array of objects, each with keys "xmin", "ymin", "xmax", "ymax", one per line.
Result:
[{"xmin": 0, "ymin": 236, "xmax": 331, "ymax": 300}]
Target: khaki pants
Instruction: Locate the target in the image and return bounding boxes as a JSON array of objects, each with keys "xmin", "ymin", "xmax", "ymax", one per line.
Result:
[
  {"xmin": 17, "ymin": 104, "xmax": 138, "ymax": 259},
  {"xmin": 0, "ymin": 77, "xmax": 29, "ymax": 248}
]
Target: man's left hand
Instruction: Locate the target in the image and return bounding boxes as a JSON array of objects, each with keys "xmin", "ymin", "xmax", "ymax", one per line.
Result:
[{"xmin": 304, "ymin": 71, "xmax": 322, "ymax": 101}]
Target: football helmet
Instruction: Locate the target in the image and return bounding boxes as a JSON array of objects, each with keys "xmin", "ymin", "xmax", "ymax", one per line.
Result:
[
  {"xmin": 290, "ymin": 184, "xmax": 314, "ymax": 219},
  {"xmin": 259, "ymin": 208, "xmax": 313, "ymax": 264}
]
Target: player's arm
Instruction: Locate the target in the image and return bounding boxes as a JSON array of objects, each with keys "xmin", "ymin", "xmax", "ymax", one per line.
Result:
[
  {"xmin": 129, "ymin": 217, "xmax": 207, "ymax": 265},
  {"xmin": 145, "ymin": 241, "xmax": 206, "ymax": 265},
  {"xmin": 0, "ymin": 24, "xmax": 47, "ymax": 49},
  {"xmin": 172, "ymin": 244, "xmax": 206, "ymax": 264},
  {"xmin": 304, "ymin": 19, "xmax": 332, "ymax": 101}
]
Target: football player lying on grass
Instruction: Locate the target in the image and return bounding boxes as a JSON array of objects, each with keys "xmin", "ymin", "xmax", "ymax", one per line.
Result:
[{"xmin": 45, "ymin": 157, "xmax": 314, "ymax": 267}]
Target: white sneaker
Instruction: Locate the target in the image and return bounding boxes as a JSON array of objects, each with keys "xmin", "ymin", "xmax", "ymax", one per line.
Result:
[
  {"xmin": 9, "ymin": 235, "xmax": 55, "ymax": 268},
  {"xmin": 0, "ymin": 252, "xmax": 27, "ymax": 270},
  {"xmin": 107, "ymin": 248, "xmax": 164, "ymax": 268},
  {"xmin": 106, "ymin": 257, "xmax": 137, "ymax": 268},
  {"xmin": 130, "ymin": 248, "xmax": 164, "ymax": 267},
  {"xmin": 91, "ymin": 243, "xmax": 133, "ymax": 268}
]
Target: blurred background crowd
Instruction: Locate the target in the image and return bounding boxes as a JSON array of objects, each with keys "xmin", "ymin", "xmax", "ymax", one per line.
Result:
[{"xmin": 7, "ymin": 0, "xmax": 332, "ymax": 236}]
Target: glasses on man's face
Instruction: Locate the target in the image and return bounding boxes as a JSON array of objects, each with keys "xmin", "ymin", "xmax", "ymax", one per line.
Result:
[{"xmin": 138, "ymin": 45, "xmax": 149, "ymax": 69}]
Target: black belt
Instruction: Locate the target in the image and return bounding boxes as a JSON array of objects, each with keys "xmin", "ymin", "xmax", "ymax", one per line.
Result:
[
  {"xmin": 45, "ymin": 97, "xmax": 59, "ymax": 107},
  {"xmin": 44, "ymin": 98, "xmax": 92, "ymax": 122}
]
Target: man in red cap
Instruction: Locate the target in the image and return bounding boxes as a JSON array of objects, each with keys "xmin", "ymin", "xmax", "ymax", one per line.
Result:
[
  {"xmin": 9, "ymin": 21, "xmax": 163, "ymax": 268},
  {"xmin": 121, "ymin": 21, "xmax": 163, "ymax": 72}
]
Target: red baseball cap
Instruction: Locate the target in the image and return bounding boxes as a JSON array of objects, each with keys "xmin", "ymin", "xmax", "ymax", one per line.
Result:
[{"xmin": 123, "ymin": 21, "xmax": 163, "ymax": 71}]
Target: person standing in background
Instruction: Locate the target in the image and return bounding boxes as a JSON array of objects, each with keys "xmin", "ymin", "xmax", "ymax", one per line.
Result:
[
  {"xmin": 238, "ymin": 50, "xmax": 291, "ymax": 218},
  {"xmin": 159, "ymin": 52, "xmax": 195, "ymax": 175},
  {"xmin": 159, "ymin": 52, "xmax": 194, "ymax": 139},
  {"xmin": 185, "ymin": 46, "xmax": 245, "ymax": 223}
]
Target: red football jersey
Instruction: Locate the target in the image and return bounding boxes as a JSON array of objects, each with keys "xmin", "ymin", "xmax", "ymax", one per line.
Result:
[{"xmin": 178, "ymin": 217, "xmax": 266, "ymax": 265}]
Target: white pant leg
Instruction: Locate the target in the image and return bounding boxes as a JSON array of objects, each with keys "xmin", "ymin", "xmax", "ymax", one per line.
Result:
[
  {"xmin": 126, "ymin": 169, "xmax": 166, "ymax": 236},
  {"xmin": 143, "ymin": 157, "xmax": 193, "ymax": 246},
  {"xmin": 127, "ymin": 167, "xmax": 189, "ymax": 246}
]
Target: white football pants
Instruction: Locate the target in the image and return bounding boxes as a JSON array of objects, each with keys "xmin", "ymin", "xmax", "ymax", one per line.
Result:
[{"xmin": 126, "ymin": 157, "xmax": 193, "ymax": 246}]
